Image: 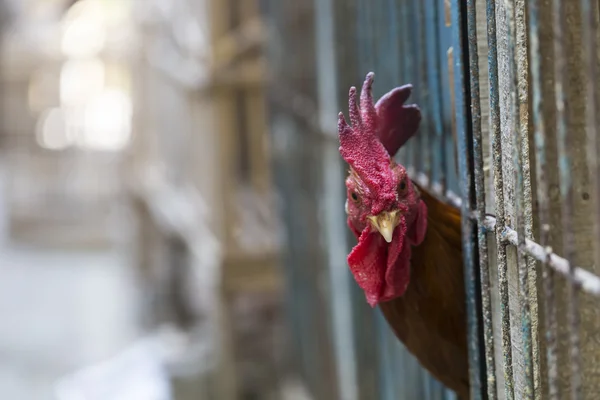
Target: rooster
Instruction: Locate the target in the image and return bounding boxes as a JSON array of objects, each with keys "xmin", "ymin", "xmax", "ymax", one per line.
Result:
[{"xmin": 338, "ymin": 73, "xmax": 469, "ymax": 398}]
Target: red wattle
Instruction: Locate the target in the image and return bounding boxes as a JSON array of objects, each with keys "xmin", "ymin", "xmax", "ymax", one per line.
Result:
[{"xmin": 347, "ymin": 222, "xmax": 409, "ymax": 307}]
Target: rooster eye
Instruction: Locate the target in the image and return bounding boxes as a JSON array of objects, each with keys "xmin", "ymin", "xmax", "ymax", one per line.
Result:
[
  {"xmin": 398, "ymin": 179, "xmax": 407, "ymax": 192},
  {"xmin": 351, "ymin": 192, "xmax": 359, "ymax": 202}
]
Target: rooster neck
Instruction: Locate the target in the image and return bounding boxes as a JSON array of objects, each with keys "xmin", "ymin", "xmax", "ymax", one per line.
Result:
[{"xmin": 377, "ymin": 186, "xmax": 469, "ymax": 398}]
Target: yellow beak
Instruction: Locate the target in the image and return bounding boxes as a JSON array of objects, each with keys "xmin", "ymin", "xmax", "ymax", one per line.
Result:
[{"xmin": 367, "ymin": 210, "xmax": 401, "ymax": 243}]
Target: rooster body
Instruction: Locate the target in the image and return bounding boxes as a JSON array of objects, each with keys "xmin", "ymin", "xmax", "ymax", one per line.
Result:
[{"xmin": 338, "ymin": 73, "xmax": 469, "ymax": 398}]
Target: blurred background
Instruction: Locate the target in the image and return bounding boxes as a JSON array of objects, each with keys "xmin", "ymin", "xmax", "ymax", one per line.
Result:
[{"xmin": 0, "ymin": 0, "xmax": 288, "ymax": 399}]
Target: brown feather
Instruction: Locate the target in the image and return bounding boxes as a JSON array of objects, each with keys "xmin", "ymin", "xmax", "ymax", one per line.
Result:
[{"xmin": 378, "ymin": 182, "xmax": 469, "ymax": 399}]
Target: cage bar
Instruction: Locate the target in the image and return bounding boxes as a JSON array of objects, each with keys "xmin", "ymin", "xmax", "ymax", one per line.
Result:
[
  {"xmin": 579, "ymin": 0, "xmax": 600, "ymax": 289},
  {"xmin": 418, "ymin": 0, "xmax": 432, "ymax": 181},
  {"xmin": 527, "ymin": 0, "xmax": 559, "ymax": 397},
  {"xmin": 504, "ymin": 0, "xmax": 534, "ymax": 397},
  {"xmin": 465, "ymin": 0, "xmax": 497, "ymax": 398},
  {"xmin": 435, "ymin": 0, "xmax": 450, "ymax": 193},
  {"xmin": 551, "ymin": 0, "xmax": 582, "ymax": 398},
  {"xmin": 483, "ymin": 0, "xmax": 515, "ymax": 398},
  {"xmin": 450, "ymin": 0, "xmax": 484, "ymax": 397}
]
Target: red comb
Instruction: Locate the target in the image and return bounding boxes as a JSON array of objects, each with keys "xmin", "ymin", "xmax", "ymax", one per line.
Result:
[
  {"xmin": 338, "ymin": 73, "xmax": 391, "ymax": 190},
  {"xmin": 375, "ymin": 84, "xmax": 421, "ymax": 156},
  {"xmin": 338, "ymin": 72, "xmax": 421, "ymax": 165}
]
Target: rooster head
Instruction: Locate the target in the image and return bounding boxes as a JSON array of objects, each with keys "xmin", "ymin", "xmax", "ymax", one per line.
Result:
[{"xmin": 338, "ymin": 72, "xmax": 427, "ymax": 307}]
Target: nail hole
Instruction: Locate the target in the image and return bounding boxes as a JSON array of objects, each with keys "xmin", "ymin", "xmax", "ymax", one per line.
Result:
[{"xmin": 582, "ymin": 192, "xmax": 590, "ymax": 200}]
